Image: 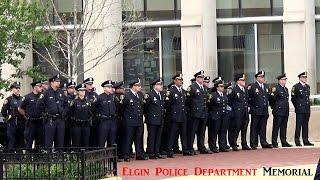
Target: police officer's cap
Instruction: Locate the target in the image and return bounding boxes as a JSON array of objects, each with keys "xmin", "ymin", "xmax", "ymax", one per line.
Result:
[
  {"xmin": 101, "ymin": 80, "xmax": 114, "ymax": 87},
  {"xmin": 234, "ymin": 73, "xmax": 246, "ymax": 81},
  {"xmin": 298, "ymin": 71, "xmax": 307, "ymax": 78},
  {"xmin": 194, "ymin": 70, "xmax": 205, "ymax": 78},
  {"xmin": 66, "ymin": 81, "xmax": 76, "ymax": 88},
  {"xmin": 190, "ymin": 78, "xmax": 196, "ymax": 83},
  {"xmin": 150, "ymin": 78, "xmax": 163, "ymax": 86},
  {"xmin": 48, "ymin": 74, "xmax": 61, "ymax": 82},
  {"xmin": 30, "ymin": 80, "xmax": 42, "ymax": 87},
  {"xmin": 61, "ymin": 83, "xmax": 67, "ymax": 91},
  {"xmin": 129, "ymin": 78, "xmax": 141, "ymax": 87},
  {"xmin": 212, "ymin": 76, "xmax": 222, "ymax": 83},
  {"xmin": 10, "ymin": 82, "xmax": 21, "ymax": 89},
  {"xmin": 83, "ymin": 77, "xmax": 94, "ymax": 84},
  {"xmin": 172, "ymin": 73, "xmax": 183, "ymax": 80},
  {"xmin": 167, "ymin": 82, "xmax": 174, "ymax": 88},
  {"xmin": 214, "ymin": 80, "xmax": 224, "ymax": 88},
  {"xmin": 255, "ymin": 70, "xmax": 265, "ymax": 78},
  {"xmin": 113, "ymin": 81, "xmax": 124, "ymax": 89},
  {"xmin": 75, "ymin": 83, "xmax": 86, "ymax": 91},
  {"xmin": 204, "ymin": 76, "xmax": 210, "ymax": 83},
  {"xmin": 41, "ymin": 80, "xmax": 49, "ymax": 85},
  {"xmin": 276, "ymin": 73, "xmax": 287, "ymax": 80}
]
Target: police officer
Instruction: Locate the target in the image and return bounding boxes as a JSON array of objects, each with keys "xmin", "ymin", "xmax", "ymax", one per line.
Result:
[
  {"xmin": 64, "ymin": 81, "xmax": 76, "ymax": 147},
  {"xmin": 248, "ymin": 71, "xmax": 273, "ymax": 149},
  {"xmin": 18, "ymin": 81, "xmax": 43, "ymax": 149},
  {"xmin": 203, "ymin": 76, "xmax": 210, "ymax": 89},
  {"xmin": 1, "ymin": 82, "xmax": 25, "ymax": 150},
  {"xmin": 269, "ymin": 74, "xmax": 292, "ymax": 148},
  {"xmin": 160, "ymin": 82, "xmax": 174, "ymax": 155},
  {"xmin": 114, "ymin": 81, "xmax": 125, "ymax": 160},
  {"xmin": 68, "ymin": 84, "xmax": 92, "ymax": 147},
  {"xmin": 186, "ymin": 70, "xmax": 210, "ymax": 154},
  {"xmin": 207, "ymin": 77, "xmax": 230, "ymax": 153},
  {"xmin": 83, "ymin": 77, "xmax": 99, "ymax": 147},
  {"xmin": 38, "ymin": 74, "xmax": 67, "ymax": 149},
  {"xmin": 291, "ymin": 72, "xmax": 314, "ymax": 146},
  {"xmin": 93, "ymin": 80, "xmax": 117, "ymax": 147},
  {"xmin": 144, "ymin": 78, "xmax": 166, "ymax": 159},
  {"xmin": 120, "ymin": 78, "xmax": 148, "ymax": 161},
  {"xmin": 41, "ymin": 80, "xmax": 50, "ymax": 91},
  {"xmin": 165, "ymin": 74, "xmax": 191, "ymax": 157},
  {"xmin": 227, "ymin": 74, "xmax": 251, "ymax": 151}
]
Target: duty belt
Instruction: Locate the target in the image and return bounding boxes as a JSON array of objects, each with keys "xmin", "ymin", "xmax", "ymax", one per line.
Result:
[
  {"xmin": 47, "ymin": 114, "xmax": 61, "ymax": 118},
  {"xmin": 99, "ymin": 114, "xmax": 116, "ymax": 120},
  {"xmin": 73, "ymin": 119, "xmax": 90, "ymax": 126},
  {"xmin": 29, "ymin": 117, "xmax": 42, "ymax": 123}
]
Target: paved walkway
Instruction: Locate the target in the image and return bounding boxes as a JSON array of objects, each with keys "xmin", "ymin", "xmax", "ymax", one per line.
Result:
[{"xmin": 118, "ymin": 144, "xmax": 320, "ymax": 180}]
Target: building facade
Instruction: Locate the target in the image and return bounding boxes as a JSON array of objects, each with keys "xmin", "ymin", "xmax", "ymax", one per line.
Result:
[{"xmin": 19, "ymin": 0, "xmax": 320, "ymax": 95}]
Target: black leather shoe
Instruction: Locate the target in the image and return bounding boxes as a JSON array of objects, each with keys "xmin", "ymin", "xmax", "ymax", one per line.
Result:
[
  {"xmin": 226, "ymin": 145, "xmax": 230, "ymax": 149},
  {"xmin": 136, "ymin": 156, "xmax": 149, "ymax": 160},
  {"xmin": 304, "ymin": 142, "xmax": 314, "ymax": 146},
  {"xmin": 219, "ymin": 148, "xmax": 229, "ymax": 152},
  {"xmin": 282, "ymin": 143, "xmax": 293, "ymax": 147},
  {"xmin": 174, "ymin": 149, "xmax": 183, "ymax": 154},
  {"xmin": 210, "ymin": 148, "xmax": 219, "ymax": 153},
  {"xmin": 262, "ymin": 144, "xmax": 273, "ymax": 149},
  {"xmin": 183, "ymin": 151, "xmax": 193, "ymax": 156},
  {"xmin": 295, "ymin": 143, "xmax": 302, "ymax": 146},
  {"xmin": 167, "ymin": 151, "xmax": 174, "ymax": 158},
  {"xmin": 190, "ymin": 149, "xmax": 197, "ymax": 155},
  {"xmin": 156, "ymin": 153, "xmax": 166, "ymax": 159},
  {"xmin": 149, "ymin": 154, "xmax": 157, "ymax": 159},
  {"xmin": 242, "ymin": 145, "xmax": 251, "ymax": 150},
  {"xmin": 200, "ymin": 149, "xmax": 212, "ymax": 154},
  {"xmin": 272, "ymin": 144, "xmax": 278, "ymax": 148},
  {"xmin": 251, "ymin": 146, "xmax": 257, "ymax": 150},
  {"xmin": 232, "ymin": 146, "xmax": 239, "ymax": 151}
]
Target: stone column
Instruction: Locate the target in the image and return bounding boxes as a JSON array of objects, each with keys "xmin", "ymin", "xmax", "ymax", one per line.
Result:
[
  {"xmin": 181, "ymin": 0, "xmax": 217, "ymax": 87},
  {"xmin": 283, "ymin": 0, "xmax": 316, "ymax": 93}
]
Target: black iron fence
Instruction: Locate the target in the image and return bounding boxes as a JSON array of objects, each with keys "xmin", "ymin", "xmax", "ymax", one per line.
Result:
[{"xmin": 0, "ymin": 146, "xmax": 117, "ymax": 179}]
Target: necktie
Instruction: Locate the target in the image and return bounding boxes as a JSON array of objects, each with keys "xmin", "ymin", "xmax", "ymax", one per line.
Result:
[
  {"xmin": 158, "ymin": 92, "xmax": 161, "ymax": 100},
  {"xmin": 135, "ymin": 93, "xmax": 139, "ymax": 99},
  {"xmin": 220, "ymin": 92, "xmax": 223, "ymax": 97},
  {"xmin": 261, "ymin": 84, "xmax": 264, "ymax": 91}
]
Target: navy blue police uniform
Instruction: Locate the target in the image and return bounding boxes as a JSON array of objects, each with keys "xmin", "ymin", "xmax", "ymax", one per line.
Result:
[
  {"xmin": 269, "ymin": 74, "xmax": 292, "ymax": 148},
  {"xmin": 144, "ymin": 78, "xmax": 166, "ymax": 159},
  {"xmin": 1, "ymin": 82, "xmax": 25, "ymax": 150},
  {"xmin": 19, "ymin": 81, "xmax": 44, "ymax": 149},
  {"xmin": 248, "ymin": 71, "xmax": 273, "ymax": 149},
  {"xmin": 68, "ymin": 84, "xmax": 92, "ymax": 147},
  {"xmin": 291, "ymin": 72, "xmax": 313, "ymax": 146},
  {"xmin": 38, "ymin": 74, "xmax": 67, "ymax": 149},
  {"xmin": 64, "ymin": 81, "xmax": 76, "ymax": 147},
  {"xmin": 93, "ymin": 80, "xmax": 117, "ymax": 147},
  {"xmin": 227, "ymin": 74, "xmax": 251, "ymax": 151}
]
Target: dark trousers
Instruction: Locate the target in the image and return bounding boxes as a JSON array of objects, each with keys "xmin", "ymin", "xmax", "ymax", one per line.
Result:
[
  {"xmin": 146, "ymin": 124, "xmax": 163, "ymax": 155},
  {"xmin": 7, "ymin": 119, "xmax": 25, "ymax": 150},
  {"xmin": 272, "ymin": 115, "xmax": 289, "ymax": 145},
  {"xmin": 160, "ymin": 119, "xmax": 169, "ymax": 153},
  {"xmin": 228, "ymin": 113, "xmax": 249, "ymax": 147},
  {"xmin": 64, "ymin": 121, "xmax": 71, "ymax": 147},
  {"xmin": 250, "ymin": 115, "xmax": 269, "ymax": 147},
  {"xmin": 168, "ymin": 122, "xmax": 187, "ymax": 152},
  {"xmin": 98, "ymin": 120, "xmax": 117, "ymax": 147},
  {"xmin": 123, "ymin": 125, "xmax": 144, "ymax": 158},
  {"xmin": 89, "ymin": 117, "xmax": 99, "ymax": 147},
  {"xmin": 208, "ymin": 114, "xmax": 230, "ymax": 150},
  {"xmin": 188, "ymin": 117, "xmax": 207, "ymax": 150},
  {"xmin": 71, "ymin": 126, "xmax": 90, "ymax": 147},
  {"xmin": 44, "ymin": 118, "xmax": 65, "ymax": 149},
  {"xmin": 24, "ymin": 121, "xmax": 44, "ymax": 149},
  {"xmin": 295, "ymin": 113, "xmax": 310, "ymax": 144},
  {"xmin": 116, "ymin": 121, "xmax": 124, "ymax": 158}
]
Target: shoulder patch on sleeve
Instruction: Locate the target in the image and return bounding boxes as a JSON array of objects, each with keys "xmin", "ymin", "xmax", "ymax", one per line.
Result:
[
  {"xmin": 227, "ymin": 88, "xmax": 232, "ymax": 95},
  {"xmin": 144, "ymin": 94, "xmax": 149, "ymax": 99},
  {"xmin": 272, "ymin": 87, "xmax": 276, "ymax": 93},
  {"xmin": 39, "ymin": 94, "xmax": 44, "ymax": 99},
  {"xmin": 247, "ymin": 85, "xmax": 251, "ymax": 90},
  {"xmin": 3, "ymin": 99, "xmax": 8, "ymax": 105},
  {"xmin": 187, "ymin": 86, "xmax": 191, "ymax": 92},
  {"xmin": 69, "ymin": 100, "xmax": 74, "ymax": 106},
  {"xmin": 166, "ymin": 90, "xmax": 171, "ymax": 96}
]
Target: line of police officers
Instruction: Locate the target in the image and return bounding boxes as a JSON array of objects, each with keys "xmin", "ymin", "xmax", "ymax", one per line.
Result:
[{"xmin": 0, "ymin": 70, "xmax": 314, "ymax": 161}]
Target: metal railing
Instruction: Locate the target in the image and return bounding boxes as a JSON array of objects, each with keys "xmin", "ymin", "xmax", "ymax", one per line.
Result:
[{"xmin": 0, "ymin": 146, "xmax": 117, "ymax": 179}]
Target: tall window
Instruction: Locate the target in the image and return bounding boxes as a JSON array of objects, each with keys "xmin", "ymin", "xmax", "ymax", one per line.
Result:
[
  {"xmin": 217, "ymin": 23, "xmax": 283, "ymax": 84},
  {"xmin": 216, "ymin": 0, "xmax": 283, "ymax": 18},
  {"xmin": 122, "ymin": 0, "xmax": 181, "ymax": 21}
]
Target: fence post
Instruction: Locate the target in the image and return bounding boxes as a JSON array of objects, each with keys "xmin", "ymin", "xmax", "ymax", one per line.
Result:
[
  {"xmin": 80, "ymin": 149, "xmax": 85, "ymax": 180},
  {"xmin": 112, "ymin": 144, "xmax": 117, "ymax": 176},
  {"xmin": 0, "ymin": 150, "xmax": 3, "ymax": 179}
]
